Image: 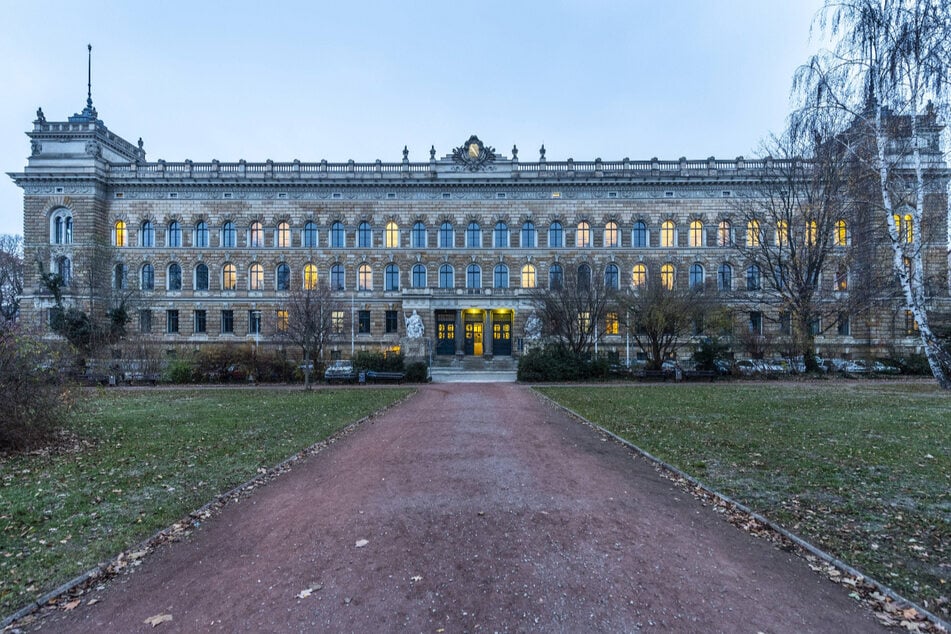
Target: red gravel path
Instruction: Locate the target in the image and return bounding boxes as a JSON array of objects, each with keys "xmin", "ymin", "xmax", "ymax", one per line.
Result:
[{"xmin": 31, "ymin": 383, "xmax": 886, "ymax": 632}]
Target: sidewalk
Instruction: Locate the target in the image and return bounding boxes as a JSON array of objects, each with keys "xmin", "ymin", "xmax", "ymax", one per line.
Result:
[{"xmin": 32, "ymin": 383, "xmax": 886, "ymax": 632}]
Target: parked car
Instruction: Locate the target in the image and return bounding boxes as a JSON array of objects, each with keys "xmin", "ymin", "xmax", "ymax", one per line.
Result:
[
  {"xmin": 324, "ymin": 360, "xmax": 356, "ymax": 383},
  {"xmin": 871, "ymin": 360, "xmax": 901, "ymax": 374}
]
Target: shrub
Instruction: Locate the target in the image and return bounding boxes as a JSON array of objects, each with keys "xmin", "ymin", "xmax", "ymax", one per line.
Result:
[
  {"xmin": 0, "ymin": 326, "xmax": 70, "ymax": 452},
  {"xmin": 518, "ymin": 345, "xmax": 601, "ymax": 382},
  {"xmin": 404, "ymin": 362, "xmax": 429, "ymax": 383},
  {"xmin": 353, "ymin": 351, "xmax": 404, "ymax": 373},
  {"xmin": 164, "ymin": 358, "xmax": 196, "ymax": 384}
]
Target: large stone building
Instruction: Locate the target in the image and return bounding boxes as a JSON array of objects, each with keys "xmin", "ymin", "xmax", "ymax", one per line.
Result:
[{"xmin": 9, "ymin": 94, "xmax": 950, "ymax": 367}]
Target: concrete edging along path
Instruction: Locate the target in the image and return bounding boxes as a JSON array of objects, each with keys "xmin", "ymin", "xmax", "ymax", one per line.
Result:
[{"xmin": 11, "ymin": 383, "xmax": 905, "ymax": 632}]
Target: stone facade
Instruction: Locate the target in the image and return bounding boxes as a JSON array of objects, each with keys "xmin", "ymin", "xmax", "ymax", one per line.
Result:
[{"xmin": 9, "ymin": 107, "xmax": 951, "ymax": 365}]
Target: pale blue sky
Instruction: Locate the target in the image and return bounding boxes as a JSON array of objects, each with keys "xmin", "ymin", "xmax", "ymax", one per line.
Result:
[{"xmin": 1, "ymin": 0, "xmax": 824, "ymax": 237}]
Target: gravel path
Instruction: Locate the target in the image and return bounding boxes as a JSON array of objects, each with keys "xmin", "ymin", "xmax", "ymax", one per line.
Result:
[{"xmin": 32, "ymin": 383, "xmax": 886, "ymax": 633}]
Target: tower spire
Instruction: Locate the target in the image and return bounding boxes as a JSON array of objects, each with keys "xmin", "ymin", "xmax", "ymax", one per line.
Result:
[{"xmin": 86, "ymin": 44, "xmax": 93, "ymax": 111}]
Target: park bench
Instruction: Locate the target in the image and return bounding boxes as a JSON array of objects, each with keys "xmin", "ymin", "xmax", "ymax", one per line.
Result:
[
  {"xmin": 683, "ymin": 369, "xmax": 717, "ymax": 382},
  {"xmin": 365, "ymin": 370, "xmax": 405, "ymax": 384}
]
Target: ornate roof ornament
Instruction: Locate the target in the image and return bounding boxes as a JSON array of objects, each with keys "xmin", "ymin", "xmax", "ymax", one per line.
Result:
[{"xmin": 452, "ymin": 135, "xmax": 497, "ymax": 171}]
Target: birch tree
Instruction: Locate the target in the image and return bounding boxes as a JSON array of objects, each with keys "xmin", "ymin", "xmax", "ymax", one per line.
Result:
[{"xmin": 795, "ymin": 0, "xmax": 951, "ymax": 387}]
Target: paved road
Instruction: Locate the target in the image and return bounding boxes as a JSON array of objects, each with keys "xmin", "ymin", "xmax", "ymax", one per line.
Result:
[{"xmin": 33, "ymin": 383, "xmax": 885, "ymax": 632}]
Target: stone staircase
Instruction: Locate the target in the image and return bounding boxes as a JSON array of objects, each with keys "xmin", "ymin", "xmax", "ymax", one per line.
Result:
[{"xmin": 429, "ymin": 355, "xmax": 518, "ymax": 382}]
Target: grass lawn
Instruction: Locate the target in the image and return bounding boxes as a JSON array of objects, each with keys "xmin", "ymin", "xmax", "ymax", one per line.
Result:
[
  {"xmin": 0, "ymin": 387, "xmax": 411, "ymax": 616},
  {"xmin": 539, "ymin": 382, "xmax": 950, "ymax": 620}
]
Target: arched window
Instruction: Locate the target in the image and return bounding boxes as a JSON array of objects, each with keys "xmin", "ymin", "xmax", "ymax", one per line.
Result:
[
  {"xmin": 140, "ymin": 263, "xmax": 153, "ymax": 291},
  {"xmin": 689, "ymin": 220, "xmax": 704, "ymax": 247},
  {"xmin": 576, "ymin": 221, "xmax": 591, "ymax": 248},
  {"xmin": 548, "ymin": 221, "xmax": 564, "ymax": 248},
  {"xmin": 632, "ymin": 221, "xmax": 648, "ymax": 248},
  {"xmin": 746, "ymin": 265, "xmax": 761, "ymax": 291},
  {"xmin": 167, "ymin": 263, "xmax": 182, "ymax": 291},
  {"xmin": 331, "ymin": 263, "xmax": 345, "ymax": 290},
  {"xmin": 661, "ymin": 220, "xmax": 676, "ymax": 247},
  {"xmin": 717, "ymin": 220, "xmax": 732, "ymax": 247},
  {"xmin": 195, "ymin": 221, "xmax": 209, "ymax": 248},
  {"xmin": 604, "ymin": 263, "xmax": 619, "ymax": 289},
  {"xmin": 113, "ymin": 263, "xmax": 126, "ymax": 290},
  {"xmin": 660, "ymin": 263, "xmax": 675, "ymax": 290},
  {"xmin": 303, "ymin": 221, "xmax": 318, "ymax": 248},
  {"xmin": 521, "ymin": 221, "xmax": 537, "ymax": 248},
  {"xmin": 717, "ymin": 263, "xmax": 733, "ymax": 291},
  {"xmin": 303, "ymin": 263, "xmax": 318, "ymax": 290},
  {"xmin": 549, "ymin": 263, "xmax": 564, "ymax": 290},
  {"xmin": 520, "ymin": 264, "xmax": 536, "ymax": 289},
  {"xmin": 746, "ymin": 220, "xmax": 761, "ymax": 247},
  {"xmin": 195, "ymin": 263, "xmax": 209, "ymax": 291},
  {"xmin": 140, "ymin": 220, "xmax": 154, "ymax": 247},
  {"xmin": 167, "ymin": 221, "xmax": 182, "ymax": 248},
  {"xmin": 357, "ymin": 263, "xmax": 372, "ymax": 290},
  {"xmin": 222, "ymin": 263, "xmax": 236, "ymax": 291},
  {"xmin": 439, "ymin": 263, "xmax": 454, "ymax": 288},
  {"xmin": 466, "ymin": 222, "xmax": 482, "ymax": 248},
  {"xmin": 221, "ymin": 221, "xmax": 236, "ymax": 248},
  {"xmin": 805, "ymin": 220, "xmax": 818, "ymax": 246},
  {"xmin": 385, "ymin": 221, "xmax": 399, "ymax": 248},
  {"xmin": 835, "ymin": 265, "xmax": 849, "ymax": 292},
  {"xmin": 412, "ymin": 264, "xmax": 427, "ymax": 288},
  {"xmin": 834, "ymin": 219, "xmax": 848, "ymax": 246},
  {"xmin": 56, "ymin": 257, "xmax": 72, "ymax": 286},
  {"xmin": 689, "ymin": 263, "xmax": 704, "ymax": 289},
  {"xmin": 577, "ymin": 263, "xmax": 591, "ymax": 289},
  {"xmin": 276, "ymin": 222, "xmax": 290, "ymax": 248},
  {"xmin": 494, "ymin": 222, "xmax": 509, "ymax": 248},
  {"xmin": 632, "ymin": 263, "xmax": 647, "ymax": 288},
  {"xmin": 385, "ymin": 264, "xmax": 399, "ymax": 291},
  {"xmin": 466, "ymin": 264, "xmax": 482, "ymax": 288},
  {"xmin": 494, "ymin": 264, "xmax": 509, "ymax": 288},
  {"xmin": 114, "ymin": 220, "xmax": 127, "ymax": 247},
  {"xmin": 276, "ymin": 263, "xmax": 290, "ymax": 291},
  {"xmin": 331, "ymin": 221, "xmax": 346, "ymax": 248},
  {"xmin": 249, "ymin": 222, "xmax": 264, "ymax": 248},
  {"xmin": 439, "ymin": 222, "xmax": 454, "ymax": 248},
  {"xmin": 776, "ymin": 220, "xmax": 789, "ymax": 247},
  {"xmin": 249, "ymin": 263, "xmax": 264, "ymax": 290},
  {"xmin": 51, "ymin": 210, "xmax": 73, "ymax": 245},
  {"xmin": 604, "ymin": 221, "xmax": 619, "ymax": 248},
  {"xmin": 358, "ymin": 221, "xmax": 373, "ymax": 248},
  {"xmin": 411, "ymin": 222, "xmax": 427, "ymax": 248}
]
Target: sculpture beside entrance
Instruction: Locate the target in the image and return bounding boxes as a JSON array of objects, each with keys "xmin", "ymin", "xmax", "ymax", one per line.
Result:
[{"xmin": 406, "ymin": 310, "xmax": 424, "ymax": 339}]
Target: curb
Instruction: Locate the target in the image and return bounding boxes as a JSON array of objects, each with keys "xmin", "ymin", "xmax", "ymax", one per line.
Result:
[
  {"xmin": 1, "ymin": 388, "xmax": 417, "ymax": 631},
  {"xmin": 534, "ymin": 390, "xmax": 950, "ymax": 633}
]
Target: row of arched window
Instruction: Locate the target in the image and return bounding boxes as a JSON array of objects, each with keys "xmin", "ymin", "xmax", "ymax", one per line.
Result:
[
  {"xmin": 116, "ymin": 260, "xmax": 851, "ymax": 294},
  {"xmin": 107, "ymin": 217, "xmax": 866, "ymax": 250}
]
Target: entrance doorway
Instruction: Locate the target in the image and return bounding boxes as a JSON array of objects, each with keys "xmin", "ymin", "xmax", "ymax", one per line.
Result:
[
  {"xmin": 435, "ymin": 311, "xmax": 456, "ymax": 356},
  {"xmin": 492, "ymin": 312, "xmax": 513, "ymax": 356},
  {"xmin": 464, "ymin": 314, "xmax": 483, "ymax": 356}
]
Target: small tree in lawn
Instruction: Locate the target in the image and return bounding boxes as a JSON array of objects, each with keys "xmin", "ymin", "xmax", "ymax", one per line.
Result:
[
  {"xmin": 0, "ymin": 235, "xmax": 23, "ymax": 325},
  {"xmin": 277, "ymin": 281, "xmax": 343, "ymax": 389},
  {"xmin": 529, "ymin": 262, "xmax": 615, "ymax": 358}
]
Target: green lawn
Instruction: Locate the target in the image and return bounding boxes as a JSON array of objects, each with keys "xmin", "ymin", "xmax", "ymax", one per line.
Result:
[
  {"xmin": 0, "ymin": 387, "xmax": 411, "ymax": 616},
  {"xmin": 539, "ymin": 382, "xmax": 950, "ymax": 620}
]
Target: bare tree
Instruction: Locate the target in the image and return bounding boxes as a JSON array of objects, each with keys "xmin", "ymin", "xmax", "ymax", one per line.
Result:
[
  {"xmin": 529, "ymin": 262, "xmax": 615, "ymax": 357},
  {"xmin": 615, "ymin": 274, "xmax": 705, "ymax": 371},
  {"xmin": 277, "ymin": 282, "xmax": 344, "ymax": 389},
  {"xmin": 0, "ymin": 235, "xmax": 23, "ymax": 324},
  {"xmin": 795, "ymin": 0, "xmax": 951, "ymax": 387}
]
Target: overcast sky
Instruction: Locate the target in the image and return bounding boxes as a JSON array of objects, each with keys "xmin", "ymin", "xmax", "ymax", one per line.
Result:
[{"xmin": 0, "ymin": 0, "xmax": 826, "ymax": 237}]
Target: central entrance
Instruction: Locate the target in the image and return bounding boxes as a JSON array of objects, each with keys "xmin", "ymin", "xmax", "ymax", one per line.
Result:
[
  {"xmin": 464, "ymin": 313, "xmax": 483, "ymax": 356},
  {"xmin": 492, "ymin": 311, "xmax": 513, "ymax": 356}
]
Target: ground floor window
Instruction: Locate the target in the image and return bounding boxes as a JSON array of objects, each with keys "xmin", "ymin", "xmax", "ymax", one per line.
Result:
[
  {"xmin": 166, "ymin": 310, "xmax": 179, "ymax": 334},
  {"xmin": 385, "ymin": 310, "xmax": 398, "ymax": 334},
  {"xmin": 332, "ymin": 310, "xmax": 345, "ymax": 334},
  {"xmin": 358, "ymin": 310, "xmax": 371, "ymax": 334},
  {"xmin": 277, "ymin": 309, "xmax": 289, "ymax": 332},
  {"xmin": 837, "ymin": 313, "xmax": 850, "ymax": 336},
  {"xmin": 605, "ymin": 312, "xmax": 619, "ymax": 335},
  {"xmin": 194, "ymin": 309, "xmax": 206, "ymax": 334},
  {"xmin": 139, "ymin": 309, "xmax": 151, "ymax": 333},
  {"xmin": 748, "ymin": 311, "xmax": 762, "ymax": 335},
  {"xmin": 249, "ymin": 310, "xmax": 262, "ymax": 335},
  {"xmin": 221, "ymin": 310, "xmax": 234, "ymax": 334}
]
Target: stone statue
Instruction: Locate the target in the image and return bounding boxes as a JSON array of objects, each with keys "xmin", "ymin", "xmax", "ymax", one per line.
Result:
[
  {"xmin": 406, "ymin": 310, "xmax": 424, "ymax": 339},
  {"xmin": 36, "ymin": 108, "xmax": 46, "ymax": 123},
  {"xmin": 525, "ymin": 312, "xmax": 542, "ymax": 341}
]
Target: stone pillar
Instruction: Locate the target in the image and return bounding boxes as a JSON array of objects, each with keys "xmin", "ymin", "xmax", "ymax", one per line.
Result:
[
  {"xmin": 455, "ymin": 311, "xmax": 464, "ymax": 355},
  {"xmin": 484, "ymin": 310, "xmax": 493, "ymax": 357}
]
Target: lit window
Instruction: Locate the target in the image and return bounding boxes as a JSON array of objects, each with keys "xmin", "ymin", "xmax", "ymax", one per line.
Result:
[
  {"xmin": 660, "ymin": 263, "xmax": 675, "ymax": 290},
  {"xmin": 195, "ymin": 263, "xmax": 209, "ymax": 291},
  {"xmin": 276, "ymin": 263, "xmax": 290, "ymax": 291},
  {"xmin": 578, "ymin": 311, "xmax": 592, "ymax": 334},
  {"xmin": 140, "ymin": 263, "xmax": 154, "ymax": 290},
  {"xmin": 834, "ymin": 219, "xmax": 848, "ymax": 246},
  {"xmin": 167, "ymin": 263, "xmax": 182, "ymax": 291},
  {"xmin": 303, "ymin": 263, "xmax": 318, "ymax": 290},
  {"xmin": 717, "ymin": 263, "xmax": 732, "ymax": 291},
  {"xmin": 385, "ymin": 264, "xmax": 399, "ymax": 291},
  {"xmin": 466, "ymin": 222, "xmax": 481, "ymax": 248},
  {"xmin": 358, "ymin": 263, "xmax": 372, "ymax": 290},
  {"xmin": 576, "ymin": 221, "xmax": 591, "ymax": 248},
  {"xmin": 114, "ymin": 220, "xmax": 127, "ymax": 247},
  {"xmin": 632, "ymin": 221, "xmax": 648, "ymax": 248},
  {"xmin": 549, "ymin": 221, "xmax": 564, "ymax": 248},
  {"xmin": 412, "ymin": 264, "xmax": 427, "ymax": 288},
  {"xmin": 466, "ymin": 264, "xmax": 482, "ymax": 288},
  {"xmin": 331, "ymin": 264, "xmax": 345, "ymax": 290},
  {"xmin": 746, "ymin": 220, "xmax": 761, "ymax": 247},
  {"xmin": 195, "ymin": 221, "xmax": 209, "ymax": 248},
  {"xmin": 249, "ymin": 263, "xmax": 264, "ymax": 290},
  {"xmin": 494, "ymin": 222, "xmax": 509, "ymax": 248},
  {"xmin": 632, "ymin": 263, "xmax": 647, "ymax": 288},
  {"xmin": 805, "ymin": 220, "xmax": 818, "ymax": 246},
  {"xmin": 249, "ymin": 222, "xmax": 264, "ymax": 248},
  {"xmin": 604, "ymin": 222, "xmax": 619, "ymax": 248},
  {"xmin": 358, "ymin": 221, "xmax": 373, "ymax": 248},
  {"xmin": 835, "ymin": 265, "xmax": 848, "ymax": 292},
  {"xmin": 494, "ymin": 264, "xmax": 509, "ymax": 288},
  {"xmin": 439, "ymin": 264, "xmax": 454, "ymax": 288},
  {"xmin": 904, "ymin": 310, "xmax": 919, "ymax": 334},
  {"xmin": 439, "ymin": 222, "xmax": 454, "ymax": 248},
  {"xmin": 167, "ymin": 221, "xmax": 181, "ymax": 247},
  {"xmin": 520, "ymin": 264, "xmax": 536, "ymax": 289},
  {"xmin": 277, "ymin": 309, "xmax": 289, "ymax": 332},
  {"xmin": 604, "ymin": 263, "xmax": 619, "ymax": 289},
  {"xmin": 689, "ymin": 263, "xmax": 704, "ymax": 289},
  {"xmin": 775, "ymin": 220, "xmax": 789, "ymax": 247},
  {"xmin": 222, "ymin": 263, "xmax": 236, "ymax": 290},
  {"xmin": 549, "ymin": 263, "xmax": 564, "ymax": 290},
  {"xmin": 717, "ymin": 220, "xmax": 732, "ymax": 247},
  {"xmin": 661, "ymin": 220, "xmax": 676, "ymax": 247},
  {"xmin": 521, "ymin": 222, "xmax": 537, "ymax": 248},
  {"xmin": 746, "ymin": 265, "xmax": 761, "ymax": 291},
  {"xmin": 903, "ymin": 213, "xmax": 913, "ymax": 243},
  {"xmin": 385, "ymin": 221, "xmax": 399, "ymax": 248},
  {"xmin": 221, "ymin": 221, "xmax": 236, "ymax": 248},
  {"xmin": 303, "ymin": 221, "xmax": 318, "ymax": 248},
  {"xmin": 276, "ymin": 222, "xmax": 290, "ymax": 248},
  {"xmin": 140, "ymin": 220, "xmax": 154, "ymax": 247},
  {"xmin": 332, "ymin": 310, "xmax": 345, "ymax": 334},
  {"xmin": 331, "ymin": 222, "xmax": 346, "ymax": 248},
  {"xmin": 605, "ymin": 312, "xmax": 619, "ymax": 335},
  {"xmin": 411, "ymin": 222, "xmax": 427, "ymax": 248},
  {"xmin": 689, "ymin": 220, "xmax": 703, "ymax": 247}
]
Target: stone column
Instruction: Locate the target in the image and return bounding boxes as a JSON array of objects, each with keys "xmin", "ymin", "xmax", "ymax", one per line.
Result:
[
  {"xmin": 455, "ymin": 311, "xmax": 464, "ymax": 355},
  {"xmin": 484, "ymin": 310, "xmax": 493, "ymax": 357}
]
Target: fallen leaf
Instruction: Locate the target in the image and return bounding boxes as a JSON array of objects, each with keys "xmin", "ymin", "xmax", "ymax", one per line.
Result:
[
  {"xmin": 297, "ymin": 589, "xmax": 313, "ymax": 599},
  {"xmin": 144, "ymin": 613, "xmax": 173, "ymax": 627},
  {"xmin": 87, "ymin": 598, "xmax": 100, "ymax": 606},
  {"xmin": 63, "ymin": 600, "xmax": 81, "ymax": 611},
  {"xmin": 355, "ymin": 539, "xmax": 368, "ymax": 548}
]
